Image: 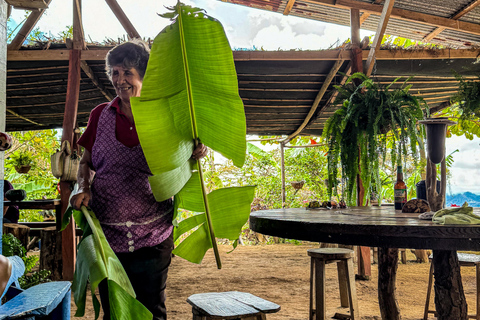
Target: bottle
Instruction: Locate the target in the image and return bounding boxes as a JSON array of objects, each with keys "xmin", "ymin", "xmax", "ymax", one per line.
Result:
[{"xmin": 394, "ymin": 165, "xmax": 407, "ymax": 210}]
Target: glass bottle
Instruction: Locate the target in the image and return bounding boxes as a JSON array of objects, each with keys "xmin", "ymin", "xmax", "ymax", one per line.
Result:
[{"xmin": 394, "ymin": 165, "xmax": 407, "ymax": 210}]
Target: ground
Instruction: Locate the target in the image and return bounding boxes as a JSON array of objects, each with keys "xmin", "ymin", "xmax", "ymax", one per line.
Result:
[{"xmin": 74, "ymin": 243, "xmax": 479, "ymax": 320}]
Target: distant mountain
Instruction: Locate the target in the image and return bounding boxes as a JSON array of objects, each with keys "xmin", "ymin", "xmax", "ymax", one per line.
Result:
[{"xmin": 446, "ymin": 192, "xmax": 480, "ymax": 207}]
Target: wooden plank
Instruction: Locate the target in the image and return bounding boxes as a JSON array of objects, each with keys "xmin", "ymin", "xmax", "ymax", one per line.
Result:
[
  {"xmin": 7, "ymin": 0, "xmax": 52, "ymax": 50},
  {"xmin": 5, "ymin": 0, "xmax": 48, "ymax": 10},
  {"xmin": 283, "ymin": 0, "xmax": 296, "ymax": 15},
  {"xmin": 365, "ymin": 0, "xmax": 395, "ymax": 77},
  {"xmin": 105, "ymin": 0, "xmax": 141, "ymax": 39},
  {"xmin": 7, "ymin": 48, "xmax": 480, "ymax": 62},
  {"xmin": 0, "ymin": 281, "xmax": 71, "ymax": 318},
  {"xmin": 60, "ymin": 49, "xmax": 81, "ymax": 281}
]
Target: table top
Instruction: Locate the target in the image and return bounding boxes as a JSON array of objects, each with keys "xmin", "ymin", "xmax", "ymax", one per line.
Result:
[{"xmin": 250, "ymin": 206, "xmax": 480, "ymax": 251}]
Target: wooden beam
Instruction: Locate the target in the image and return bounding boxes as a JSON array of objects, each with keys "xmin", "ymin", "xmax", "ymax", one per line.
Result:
[
  {"xmin": 7, "ymin": 0, "xmax": 52, "ymax": 50},
  {"xmin": 365, "ymin": 0, "xmax": 395, "ymax": 77},
  {"xmin": 283, "ymin": 0, "xmax": 296, "ymax": 15},
  {"xmin": 5, "ymin": 0, "xmax": 48, "ymax": 10},
  {"xmin": 60, "ymin": 49, "xmax": 82, "ymax": 281},
  {"xmin": 424, "ymin": 0, "xmax": 480, "ymax": 42},
  {"xmin": 7, "ymin": 48, "xmax": 480, "ymax": 62},
  {"xmin": 105, "ymin": 0, "xmax": 140, "ymax": 39},
  {"xmin": 351, "ymin": 9, "xmax": 361, "ymax": 47},
  {"xmin": 73, "ymin": 0, "xmax": 86, "ymax": 50},
  {"xmin": 306, "ymin": 0, "xmax": 480, "ymax": 37},
  {"xmin": 6, "ymin": 109, "xmax": 43, "ymax": 126},
  {"xmin": 283, "ymin": 58, "xmax": 345, "ymax": 143},
  {"xmin": 80, "ymin": 61, "xmax": 114, "ymax": 101},
  {"xmin": 359, "ymin": 12, "xmax": 370, "ymax": 26}
]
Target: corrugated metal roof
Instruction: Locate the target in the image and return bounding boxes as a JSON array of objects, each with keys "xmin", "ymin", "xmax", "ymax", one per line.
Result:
[{"xmin": 222, "ymin": 0, "xmax": 480, "ymax": 48}]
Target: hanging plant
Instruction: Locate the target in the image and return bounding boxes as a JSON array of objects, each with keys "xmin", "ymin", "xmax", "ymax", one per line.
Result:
[
  {"xmin": 450, "ymin": 73, "xmax": 480, "ymax": 121},
  {"xmin": 322, "ymin": 72, "xmax": 429, "ymax": 205}
]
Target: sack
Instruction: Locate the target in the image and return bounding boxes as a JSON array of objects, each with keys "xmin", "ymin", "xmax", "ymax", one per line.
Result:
[
  {"xmin": 50, "ymin": 141, "xmax": 66, "ymax": 179},
  {"xmin": 50, "ymin": 140, "xmax": 80, "ymax": 181}
]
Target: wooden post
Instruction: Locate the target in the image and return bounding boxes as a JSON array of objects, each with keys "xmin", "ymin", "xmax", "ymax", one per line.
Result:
[
  {"xmin": 59, "ymin": 48, "xmax": 82, "ymax": 280},
  {"xmin": 378, "ymin": 247, "xmax": 401, "ymax": 320},
  {"xmin": 39, "ymin": 226, "xmax": 63, "ymax": 281},
  {"xmin": 351, "ymin": 8, "xmax": 371, "ymax": 280},
  {"xmin": 281, "ymin": 142, "xmax": 286, "ymax": 208},
  {"xmin": 432, "ymin": 250, "xmax": 468, "ymax": 320},
  {"xmin": 0, "ymin": 1, "xmax": 7, "ymax": 255},
  {"xmin": 3, "ymin": 223, "xmax": 30, "ymax": 249}
]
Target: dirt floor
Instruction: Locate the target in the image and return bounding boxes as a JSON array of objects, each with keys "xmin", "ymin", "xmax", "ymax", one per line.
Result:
[{"xmin": 74, "ymin": 243, "xmax": 479, "ymax": 320}]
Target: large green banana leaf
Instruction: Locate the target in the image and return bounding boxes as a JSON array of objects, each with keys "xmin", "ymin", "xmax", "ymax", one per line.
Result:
[
  {"xmin": 131, "ymin": 2, "xmax": 254, "ymax": 267},
  {"xmin": 62, "ymin": 207, "xmax": 151, "ymax": 320},
  {"xmin": 131, "ymin": 2, "xmax": 246, "ymax": 202}
]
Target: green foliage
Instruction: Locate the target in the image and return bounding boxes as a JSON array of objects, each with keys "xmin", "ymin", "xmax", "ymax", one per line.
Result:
[
  {"xmin": 2, "ymin": 234, "xmax": 51, "ymax": 290},
  {"xmin": 4, "ymin": 130, "xmax": 60, "ymax": 221},
  {"xmin": 61, "ymin": 206, "xmax": 151, "ymax": 319},
  {"xmin": 323, "ymin": 73, "xmax": 428, "ymax": 205},
  {"xmin": 451, "ymin": 74, "xmax": 480, "ymax": 121}
]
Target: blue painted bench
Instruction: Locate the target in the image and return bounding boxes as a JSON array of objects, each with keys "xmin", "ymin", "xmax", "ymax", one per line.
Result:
[{"xmin": 0, "ymin": 281, "xmax": 71, "ymax": 320}]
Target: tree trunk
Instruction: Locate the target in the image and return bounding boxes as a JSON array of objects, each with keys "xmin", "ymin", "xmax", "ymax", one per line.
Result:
[
  {"xmin": 432, "ymin": 250, "xmax": 468, "ymax": 320},
  {"xmin": 3, "ymin": 223, "xmax": 30, "ymax": 249},
  {"xmin": 378, "ymin": 247, "xmax": 400, "ymax": 320},
  {"xmin": 39, "ymin": 226, "xmax": 63, "ymax": 281}
]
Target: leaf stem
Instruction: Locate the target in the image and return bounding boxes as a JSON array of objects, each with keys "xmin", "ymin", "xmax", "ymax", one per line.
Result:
[{"xmin": 80, "ymin": 206, "xmax": 108, "ymax": 272}]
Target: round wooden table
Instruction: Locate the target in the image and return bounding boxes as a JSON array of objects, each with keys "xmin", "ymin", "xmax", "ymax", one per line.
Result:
[{"xmin": 250, "ymin": 206, "xmax": 480, "ymax": 320}]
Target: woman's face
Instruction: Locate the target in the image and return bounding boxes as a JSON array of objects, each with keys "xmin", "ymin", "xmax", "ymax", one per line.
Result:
[{"xmin": 111, "ymin": 65, "xmax": 143, "ymax": 103}]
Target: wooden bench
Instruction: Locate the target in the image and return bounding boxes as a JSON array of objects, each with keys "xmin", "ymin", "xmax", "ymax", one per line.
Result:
[
  {"xmin": 187, "ymin": 291, "xmax": 280, "ymax": 319},
  {"xmin": 0, "ymin": 281, "xmax": 71, "ymax": 320}
]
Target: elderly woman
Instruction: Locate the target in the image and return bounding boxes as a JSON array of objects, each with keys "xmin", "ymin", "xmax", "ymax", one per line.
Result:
[{"xmin": 71, "ymin": 40, "xmax": 206, "ymax": 320}]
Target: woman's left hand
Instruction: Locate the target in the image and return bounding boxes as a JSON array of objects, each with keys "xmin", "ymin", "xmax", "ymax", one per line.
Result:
[{"xmin": 192, "ymin": 143, "xmax": 208, "ymax": 160}]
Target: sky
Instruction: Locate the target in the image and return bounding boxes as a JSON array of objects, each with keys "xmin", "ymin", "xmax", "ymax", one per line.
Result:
[{"xmin": 7, "ymin": 0, "xmax": 479, "ymax": 195}]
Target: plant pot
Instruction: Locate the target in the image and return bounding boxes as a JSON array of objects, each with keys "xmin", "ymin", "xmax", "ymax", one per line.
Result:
[
  {"xmin": 15, "ymin": 165, "xmax": 31, "ymax": 174},
  {"xmin": 419, "ymin": 118, "xmax": 456, "ymax": 164}
]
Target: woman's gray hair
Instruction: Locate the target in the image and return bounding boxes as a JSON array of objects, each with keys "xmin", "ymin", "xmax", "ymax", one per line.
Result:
[{"xmin": 105, "ymin": 39, "xmax": 150, "ymax": 80}]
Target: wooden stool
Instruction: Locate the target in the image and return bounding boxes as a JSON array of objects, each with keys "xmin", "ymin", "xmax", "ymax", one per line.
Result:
[
  {"xmin": 308, "ymin": 248, "xmax": 359, "ymax": 320},
  {"xmin": 423, "ymin": 253, "xmax": 480, "ymax": 319},
  {"xmin": 187, "ymin": 291, "xmax": 280, "ymax": 319}
]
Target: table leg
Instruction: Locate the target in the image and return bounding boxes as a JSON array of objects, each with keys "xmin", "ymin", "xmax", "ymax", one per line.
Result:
[
  {"xmin": 432, "ymin": 250, "xmax": 467, "ymax": 320},
  {"xmin": 378, "ymin": 247, "xmax": 400, "ymax": 320}
]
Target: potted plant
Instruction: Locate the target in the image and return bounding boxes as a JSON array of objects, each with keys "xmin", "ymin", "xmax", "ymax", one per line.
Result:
[
  {"xmin": 322, "ymin": 72, "xmax": 429, "ymax": 205},
  {"xmin": 9, "ymin": 150, "xmax": 35, "ymax": 174}
]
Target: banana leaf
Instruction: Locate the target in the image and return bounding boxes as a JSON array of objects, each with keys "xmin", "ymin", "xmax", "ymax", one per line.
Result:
[
  {"xmin": 131, "ymin": 2, "xmax": 254, "ymax": 268},
  {"xmin": 62, "ymin": 206, "xmax": 151, "ymax": 320}
]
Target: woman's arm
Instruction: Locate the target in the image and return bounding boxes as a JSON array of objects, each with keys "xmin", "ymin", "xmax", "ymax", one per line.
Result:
[{"xmin": 70, "ymin": 149, "xmax": 95, "ymax": 210}]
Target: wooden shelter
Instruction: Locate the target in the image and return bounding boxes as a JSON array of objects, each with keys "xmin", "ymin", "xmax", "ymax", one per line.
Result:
[{"xmin": 2, "ymin": 1, "xmax": 480, "ymax": 318}]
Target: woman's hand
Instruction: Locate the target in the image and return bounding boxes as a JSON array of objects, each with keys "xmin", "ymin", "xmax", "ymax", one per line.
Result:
[
  {"xmin": 192, "ymin": 143, "xmax": 208, "ymax": 160},
  {"xmin": 70, "ymin": 190, "xmax": 91, "ymax": 210}
]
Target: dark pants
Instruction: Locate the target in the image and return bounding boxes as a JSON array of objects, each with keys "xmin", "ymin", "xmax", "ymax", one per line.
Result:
[{"xmin": 100, "ymin": 234, "xmax": 174, "ymax": 320}]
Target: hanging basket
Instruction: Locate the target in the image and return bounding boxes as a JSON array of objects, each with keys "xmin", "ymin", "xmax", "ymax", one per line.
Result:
[
  {"xmin": 15, "ymin": 165, "xmax": 31, "ymax": 174},
  {"xmin": 290, "ymin": 181, "xmax": 305, "ymax": 190}
]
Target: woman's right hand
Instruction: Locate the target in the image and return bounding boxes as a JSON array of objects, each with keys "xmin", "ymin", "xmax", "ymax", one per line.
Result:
[{"xmin": 70, "ymin": 190, "xmax": 91, "ymax": 210}]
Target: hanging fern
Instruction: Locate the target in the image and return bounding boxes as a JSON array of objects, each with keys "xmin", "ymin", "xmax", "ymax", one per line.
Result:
[
  {"xmin": 323, "ymin": 72, "xmax": 429, "ymax": 205},
  {"xmin": 451, "ymin": 73, "xmax": 480, "ymax": 121}
]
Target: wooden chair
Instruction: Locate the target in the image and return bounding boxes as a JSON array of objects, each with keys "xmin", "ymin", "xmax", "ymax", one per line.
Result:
[
  {"xmin": 423, "ymin": 252, "xmax": 480, "ymax": 320},
  {"xmin": 187, "ymin": 291, "xmax": 280, "ymax": 319},
  {"xmin": 308, "ymin": 248, "xmax": 359, "ymax": 320}
]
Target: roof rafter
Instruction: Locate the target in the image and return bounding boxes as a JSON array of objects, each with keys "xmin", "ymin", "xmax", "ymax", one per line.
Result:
[
  {"xmin": 306, "ymin": 0, "xmax": 480, "ymax": 36},
  {"xmin": 424, "ymin": 0, "xmax": 480, "ymax": 42},
  {"xmin": 8, "ymin": 0, "xmax": 52, "ymax": 50},
  {"xmin": 366, "ymin": 0, "xmax": 395, "ymax": 76},
  {"xmin": 80, "ymin": 61, "xmax": 114, "ymax": 101},
  {"xmin": 284, "ymin": 0, "xmax": 296, "ymax": 15},
  {"xmin": 105, "ymin": 0, "xmax": 141, "ymax": 39}
]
